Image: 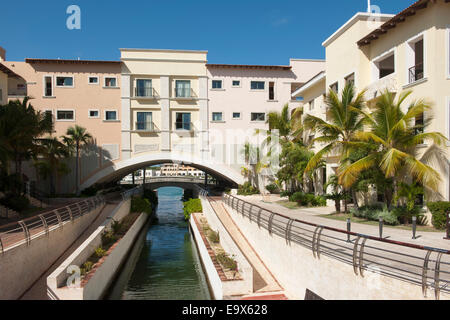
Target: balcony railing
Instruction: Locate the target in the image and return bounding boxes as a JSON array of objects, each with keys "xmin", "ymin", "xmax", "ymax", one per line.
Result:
[
  {"xmin": 134, "ymin": 87, "xmax": 158, "ymax": 98},
  {"xmin": 409, "ymin": 62, "xmax": 424, "ymax": 84},
  {"xmin": 174, "ymin": 121, "xmax": 194, "ymax": 131},
  {"xmin": 174, "ymin": 88, "xmax": 197, "ymax": 99},
  {"xmin": 135, "ymin": 121, "xmax": 159, "ymax": 132}
]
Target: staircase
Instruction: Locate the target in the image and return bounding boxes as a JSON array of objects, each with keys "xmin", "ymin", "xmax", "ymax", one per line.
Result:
[{"xmin": 0, "ymin": 204, "xmax": 19, "ymax": 219}]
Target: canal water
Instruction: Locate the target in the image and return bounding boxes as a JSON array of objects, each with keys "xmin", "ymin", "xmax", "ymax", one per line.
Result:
[{"xmin": 106, "ymin": 187, "xmax": 211, "ymax": 300}]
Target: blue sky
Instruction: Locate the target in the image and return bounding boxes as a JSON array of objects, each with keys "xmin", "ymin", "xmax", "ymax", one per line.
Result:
[{"xmin": 1, "ymin": 0, "xmax": 413, "ymax": 65}]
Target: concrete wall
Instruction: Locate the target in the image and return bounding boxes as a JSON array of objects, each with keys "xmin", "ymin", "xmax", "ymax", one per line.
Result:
[
  {"xmin": 189, "ymin": 215, "xmax": 223, "ymax": 300},
  {"xmin": 0, "ymin": 203, "xmax": 105, "ymax": 300},
  {"xmin": 47, "ymin": 199, "xmax": 149, "ymax": 300},
  {"xmin": 199, "ymin": 196, "xmax": 253, "ymax": 296},
  {"xmin": 222, "ymin": 201, "xmax": 449, "ymax": 300}
]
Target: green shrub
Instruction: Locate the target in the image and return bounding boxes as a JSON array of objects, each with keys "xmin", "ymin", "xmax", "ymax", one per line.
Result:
[
  {"xmin": 280, "ymin": 190, "xmax": 294, "ymax": 198},
  {"xmin": 183, "ymin": 198, "xmax": 202, "ymax": 221},
  {"xmin": 80, "ymin": 261, "xmax": 94, "ymax": 276},
  {"xmin": 289, "ymin": 192, "xmax": 326, "ymax": 207},
  {"xmin": 351, "ymin": 205, "xmax": 400, "ymax": 226},
  {"xmin": 265, "ymin": 183, "xmax": 279, "ymax": 194},
  {"xmin": 94, "ymin": 247, "xmax": 106, "ymax": 259},
  {"xmin": 237, "ymin": 182, "xmax": 260, "ymax": 196},
  {"xmin": 392, "ymin": 206, "xmax": 427, "ymax": 225},
  {"xmin": 208, "ymin": 230, "xmax": 220, "ymax": 244},
  {"xmin": 0, "ymin": 195, "xmax": 30, "ymax": 212},
  {"xmin": 427, "ymin": 202, "xmax": 450, "ymax": 230},
  {"xmin": 101, "ymin": 230, "xmax": 118, "ymax": 247},
  {"xmin": 130, "ymin": 196, "xmax": 152, "ymax": 214},
  {"xmin": 144, "ymin": 189, "xmax": 158, "ymax": 205},
  {"xmin": 216, "ymin": 252, "xmax": 238, "ymax": 271}
]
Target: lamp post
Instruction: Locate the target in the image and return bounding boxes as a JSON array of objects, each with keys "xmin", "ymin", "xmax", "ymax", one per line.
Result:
[
  {"xmin": 379, "ymin": 217, "xmax": 383, "ymax": 239},
  {"xmin": 412, "ymin": 216, "xmax": 417, "ymax": 240},
  {"xmin": 346, "ymin": 218, "xmax": 351, "ymax": 243}
]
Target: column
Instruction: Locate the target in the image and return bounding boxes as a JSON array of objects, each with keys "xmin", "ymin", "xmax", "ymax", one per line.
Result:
[
  {"xmin": 160, "ymin": 76, "xmax": 171, "ymax": 151},
  {"xmin": 121, "ymin": 74, "xmax": 132, "ymax": 160}
]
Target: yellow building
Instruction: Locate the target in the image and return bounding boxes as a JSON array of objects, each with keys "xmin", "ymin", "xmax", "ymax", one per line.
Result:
[{"xmin": 293, "ymin": 0, "xmax": 450, "ymax": 201}]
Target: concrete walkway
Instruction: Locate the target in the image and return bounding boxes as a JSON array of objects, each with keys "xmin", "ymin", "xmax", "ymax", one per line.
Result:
[
  {"xmin": 208, "ymin": 197, "xmax": 285, "ymax": 297},
  {"xmin": 238, "ymin": 194, "xmax": 449, "ymax": 250},
  {"xmin": 20, "ymin": 199, "xmax": 122, "ymax": 300}
]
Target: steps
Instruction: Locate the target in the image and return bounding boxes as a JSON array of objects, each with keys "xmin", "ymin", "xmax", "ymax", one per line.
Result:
[{"xmin": 0, "ymin": 204, "xmax": 19, "ymax": 219}]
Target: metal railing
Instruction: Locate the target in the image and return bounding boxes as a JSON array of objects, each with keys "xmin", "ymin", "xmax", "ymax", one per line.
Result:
[
  {"xmin": 409, "ymin": 62, "xmax": 424, "ymax": 84},
  {"xmin": 174, "ymin": 87, "xmax": 197, "ymax": 99},
  {"xmin": 174, "ymin": 121, "xmax": 194, "ymax": 131},
  {"xmin": 134, "ymin": 87, "xmax": 158, "ymax": 98},
  {"xmin": 0, "ymin": 187, "xmax": 142, "ymax": 254},
  {"xmin": 135, "ymin": 121, "xmax": 160, "ymax": 132},
  {"xmin": 0, "ymin": 195, "xmax": 105, "ymax": 254},
  {"xmin": 222, "ymin": 193, "xmax": 450, "ymax": 299}
]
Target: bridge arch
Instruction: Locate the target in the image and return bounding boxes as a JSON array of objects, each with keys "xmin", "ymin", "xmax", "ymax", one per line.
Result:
[{"xmin": 80, "ymin": 151, "xmax": 244, "ymax": 190}]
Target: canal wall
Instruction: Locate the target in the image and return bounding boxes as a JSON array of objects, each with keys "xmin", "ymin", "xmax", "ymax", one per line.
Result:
[
  {"xmin": 0, "ymin": 200, "xmax": 105, "ymax": 300},
  {"xmin": 47, "ymin": 199, "xmax": 149, "ymax": 300},
  {"xmin": 222, "ymin": 200, "xmax": 449, "ymax": 300}
]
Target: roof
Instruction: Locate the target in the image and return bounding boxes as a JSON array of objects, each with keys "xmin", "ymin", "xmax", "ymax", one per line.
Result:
[
  {"xmin": 291, "ymin": 71, "xmax": 326, "ymax": 97},
  {"xmin": 25, "ymin": 58, "xmax": 121, "ymax": 65},
  {"xmin": 120, "ymin": 48, "xmax": 208, "ymax": 54},
  {"xmin": 206, "ymin": 63, "xmax": 292, "ymax": 70},
  {"xmin": 322, "ymin": 12, "xmax": 394, "ymax": 47},
  {"xmin": 357, "ymin": 0, "xmax": 445, "ymax": 46},
  {"xmin": 0, "ymin": 62, "xmax": 20, "ymax": 78}
]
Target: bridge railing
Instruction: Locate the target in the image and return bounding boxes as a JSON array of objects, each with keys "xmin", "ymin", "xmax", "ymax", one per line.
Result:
[{"xmin": 222, "ymin": 193, "xmax": 450, "ymax": 299}]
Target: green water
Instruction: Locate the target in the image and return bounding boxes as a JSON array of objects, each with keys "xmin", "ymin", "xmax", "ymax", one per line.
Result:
[{"xmin": 106, "ymin": 187, "xmax": 211, "ymax": 300}]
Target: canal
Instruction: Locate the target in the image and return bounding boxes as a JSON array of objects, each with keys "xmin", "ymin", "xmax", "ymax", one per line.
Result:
[{"xmin": 106, "ymin": 187, "xmax": 211, "ymax": 300}]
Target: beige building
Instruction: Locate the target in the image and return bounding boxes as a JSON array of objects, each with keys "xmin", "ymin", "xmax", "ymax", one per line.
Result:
[{"xmin": 293, "ymin": 0, "xmax": 450, "ymax": 201}]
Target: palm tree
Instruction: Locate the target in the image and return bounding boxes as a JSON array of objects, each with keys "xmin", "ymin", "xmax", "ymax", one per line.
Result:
[
  {"xmin": 338, "ymin": 90, "xmax": 448, "ymax": 209},
  {"xmin": 324, "ymin": 174, "xmax": 345, "ymax": 213},
  {"xmin": 303, "ymin": 83, "xmax": 367, "ymax": 212},
  {"xmin": 0, "ymin": 97, "xmax": 52, "ymax": 195},
  {"xmin": 63, "ymin": 125, "xmax": 92, "ymax": 196},
  {"xmin": 241, "ymin": 142, "xmax": 263, "ymax": 188},
  {"xmin": 34, "ymin": 137, "xmax": 70, "ymax": 195}
]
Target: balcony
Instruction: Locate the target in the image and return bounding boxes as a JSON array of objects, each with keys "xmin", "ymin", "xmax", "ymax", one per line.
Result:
[
  {"xmin": 408, "ymin": 63, "xmax": 424, "ymax": 84},
  {"xmin": 174, "ymin": 121, "xmax": 195, "ymax": 132},
  {"xmin": 134, "ymin": 121, "xmax": 160, "ymax": 133},
  {"xmin": 173, "ymin": 88, "xmax": 197, "ymax": 100},
  {"xmin": 133, "ymin": 87, "xmax": 159, "ymax": 99},
  {"xmin": 365, "ymin": 73, "xmax": 398, "ymax": 101}
]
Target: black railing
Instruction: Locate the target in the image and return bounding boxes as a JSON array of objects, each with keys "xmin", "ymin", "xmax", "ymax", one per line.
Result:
[
  {"xmin": 409, "ymin": 62, "xmax": 424, "ymax": 84},
  {"xmin": 174, "ymin": 87, "xmax": 197, "ymax": 98},
  {"xmin": 134, "ymin": 87, "xmax": 157, "ymax": 98},
  {"xmin": 135, "ymin": 121, "xmax": 159, "ymax": 132},
  {"xmin": 174, "ymin": 121, "xmax": 193, "ymax": 131}
]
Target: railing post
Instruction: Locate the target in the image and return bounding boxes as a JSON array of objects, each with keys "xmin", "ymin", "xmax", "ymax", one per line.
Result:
[
  {"xmin": 54, "ymin": 210, "xmax": 63, "ymax": 228},
  {"xmin": 18, "ymin": 220, "xmax": 31, "ymax": 246},
  {"xmin": 434, "ymin": 252, "xmax": 443, "ymax": 300},
  {"xmin": 379, "ymin": 217, "xmax": 383, "ymax": 238},
  {"xmin": 347, "ymin": 218, "xmax": 351, "ymax": 242},
  {"xmin": 352, "ymin": 236, "xmax": 361, "ymax": 276},
  {"xmin": 422, "ymin": 250, "xmax": 432, "ymax": 297},
  {"xmin": 67, "ymin": 206, "xmax": 74, "ymax": 222},
  {"xmin": 38, "ymin": 214, "xmax": 49, "ymax": 236},
  {"xmin": 412, "ymin": 216, "xmax": 417, "ymax": 240}
]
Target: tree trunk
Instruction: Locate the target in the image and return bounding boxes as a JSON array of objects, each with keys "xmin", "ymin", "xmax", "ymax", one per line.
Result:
[
  {"xmin": 75, "ymin": 145, "xmax": 80, "ymax": 196},
  {"xmin": 343, "ymin": 190, "xmax": 348, "ymax": 213},
  {"xmin": 352, "ymin": 188, "xmax": 359, "ymax": 210},
  {"xmin": 335, "ymin": 199, "xmax": 341, "ymax": 213}
]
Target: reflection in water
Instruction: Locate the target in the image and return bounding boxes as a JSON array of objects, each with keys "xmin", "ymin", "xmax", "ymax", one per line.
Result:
[{"xmin": 107, "ymin": 187, "xmax": 211, "ymax": 300}]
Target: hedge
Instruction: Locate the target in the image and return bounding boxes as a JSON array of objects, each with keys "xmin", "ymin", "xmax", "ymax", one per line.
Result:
[
  {"xmin": 427, "ymin": 202, "xmax": 450, "ymax": 230},
  {"xmin": 183, "ymin": 198, "xmax": 202, "ymax": 221}
]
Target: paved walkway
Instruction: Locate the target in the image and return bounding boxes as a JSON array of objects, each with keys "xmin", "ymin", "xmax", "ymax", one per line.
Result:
[
  {"xmin": 20, "ymin": 200, "xmax": 121, "ymax": 300},
  {"xmin": 208, "ymin": 197, "xmax": 285, "ymax": 297},
  {"xmin": 239, "ymin": 194, "xmax": 449, "ymax": 249}
]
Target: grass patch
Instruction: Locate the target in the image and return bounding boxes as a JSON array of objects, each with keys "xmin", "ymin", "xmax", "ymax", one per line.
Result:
[{"xmin": 320, "ymin": 213, "xmax": 441, "ymax": 233}]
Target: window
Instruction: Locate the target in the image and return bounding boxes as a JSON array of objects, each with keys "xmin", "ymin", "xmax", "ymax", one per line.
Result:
[
  {"xmin": 330, "ymin": 82, "xmax": 338, "ymax": 93},
  {"xmin": 268, "ymin": 82, "xmax": 275, "ymax": 100},
  {"xmin": 44, "ymin": 76, "xmax": 53, "ymax": 97},
  {"xmin": 345, "ymin": 73, "xmax": 355, "ymax": 86},
  {"xmin": 56, "ymin": 110, "xmax": 74, "ymax": 121},
  {"xmin": 212, "ymin": 80, "xmax": 222, "ymax": 89},
  {"xmin": 251, "ymin": 81, "xmax": 265, "ymax": 90},
  {"xmin": 104, "ymin": 77, "xmax": 117, "ymax": 87},
  {"xmin": 407, "ymin": 35, "xmax": 424, "ymax": 84},
  {"xmin": 374, "ymin": 51, "xmax": 395, "ymax": 80},
  {"xmin": 88, "ymin": 76, "xmax": 98, "ymax": 84},
  {"xmin": 136, "ymin": 79, "xmax": 152, "ymax": 97},
  {"xmin": 212, "ymin": 112, "xmax": 223, "ymax": 122},
  {"xmin": 232, "ymin": 80, "xmax": 241, "ymax": 87},
  {"xmin": 104, "ymin": 110, "xmax": 118, "ymax": 121},
  {"xmin": 309, "ymin": 99, "xmax": 315, "ymax": 111},
  {"xmin": 251, "ymin": 112, "xmax": 265, "ymax": 121},
  {"xmin": 89, "ymin": 110, "xmax": 99, "ymax": 118},
  {"xmin": 232, "ymin": 112, "xmax": 241, "ymax": 119},
  {"xmin": 56, "ymin": 76, "xmax": 74, "ymax": 87},
  {"xmin": 175, "ymin": 80, "xmax": 191, "ymax": 97},
  {"xmin": 175, "ymin": 112, "xmax": 191, "ymax": 130},
  {"xmin": 136, "ymin": 112, "xmax": 153, "ymax": 131}
]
